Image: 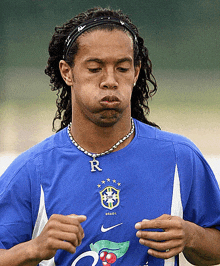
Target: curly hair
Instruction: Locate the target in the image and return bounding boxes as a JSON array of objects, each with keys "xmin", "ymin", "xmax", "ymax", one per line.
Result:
[{"xmin": 45, "ymin": 7, "xmax": 160, "ymax": 132}]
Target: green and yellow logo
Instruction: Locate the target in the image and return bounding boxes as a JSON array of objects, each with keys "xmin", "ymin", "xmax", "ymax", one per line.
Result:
[{"xmin": 99, "ymin": 186, "xmax": 120, "ymax": 210}]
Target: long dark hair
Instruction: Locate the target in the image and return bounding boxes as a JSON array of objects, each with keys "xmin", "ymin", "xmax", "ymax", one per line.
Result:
[{"xmin": 45, "ymin": 7, "xmax": 160, "ymax": 132}]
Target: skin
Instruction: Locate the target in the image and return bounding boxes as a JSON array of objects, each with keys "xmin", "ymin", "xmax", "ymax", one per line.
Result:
[
  {"xmin": 0, "ymin": 29, "xmax": 220, "ymax": 265},
  {"xmin": 0, "ymin": 214, "xmax": 87, "ymax": 265},
  {"xmin": 135, "ymin": 215, "xmax": 220, "ymax": 265},
  {"xmin": 59, "ymin": 29, "xmax": 140, "ymax": 154}
]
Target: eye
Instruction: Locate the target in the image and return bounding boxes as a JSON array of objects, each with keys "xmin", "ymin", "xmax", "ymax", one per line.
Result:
[
  {"xmin": 118, "ymin": 67, "xmax": 129, "ymax": 72},
  {"xmin": 88, "ymin": 68, "xmax": 101, "ymax": 73}
]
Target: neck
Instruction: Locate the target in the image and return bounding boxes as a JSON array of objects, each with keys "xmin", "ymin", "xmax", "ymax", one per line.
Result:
[{"xmin": 70, "ymin": 116, "xmax": 134, "ymax": 154}]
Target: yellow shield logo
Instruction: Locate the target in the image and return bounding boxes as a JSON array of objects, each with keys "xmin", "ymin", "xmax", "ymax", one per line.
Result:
[{"xmin": 99, "ymin": 186, "xmax": 120, "ymax": 210}]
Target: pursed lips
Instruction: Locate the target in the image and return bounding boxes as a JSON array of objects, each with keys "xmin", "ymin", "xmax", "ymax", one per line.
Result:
[{"xmin": 100, "ymin": 96, "xmax": 121, "ymax": 108}]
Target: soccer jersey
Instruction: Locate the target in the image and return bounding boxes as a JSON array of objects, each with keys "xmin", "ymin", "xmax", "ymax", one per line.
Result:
[{"xmin": 0, "ymin": 119, "xmax": 220, "ymax": 266}]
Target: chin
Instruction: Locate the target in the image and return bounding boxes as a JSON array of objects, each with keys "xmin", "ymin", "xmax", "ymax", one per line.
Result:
[
  {"xmin": 96, "ymin": 118, "xmax": 119, "ymax": 128},
  {"xmin": 95, "ymin": 113, "xmax": 121, "ymax": 127}
]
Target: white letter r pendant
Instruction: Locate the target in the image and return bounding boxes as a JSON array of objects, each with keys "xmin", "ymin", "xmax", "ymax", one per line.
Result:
[{"xmin": 90, "ymin": 157, "xmax": 102, "ymax": 172}]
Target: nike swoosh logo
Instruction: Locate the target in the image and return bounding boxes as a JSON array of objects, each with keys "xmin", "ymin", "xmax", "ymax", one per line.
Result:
[{"xmin": 101, "ymin": 223, "xmax": 123, "ymax": 232}]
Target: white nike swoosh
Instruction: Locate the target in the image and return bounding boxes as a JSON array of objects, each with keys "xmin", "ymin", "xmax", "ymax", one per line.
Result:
[{"xmin": 101, "ymin": 223, "xmax": 123, "ymax": 232}]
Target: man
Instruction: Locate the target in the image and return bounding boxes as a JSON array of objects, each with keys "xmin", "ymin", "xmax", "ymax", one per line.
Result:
[{"xmin": 0, "ymin": 7, "xmax": 220, "ymax": 266}]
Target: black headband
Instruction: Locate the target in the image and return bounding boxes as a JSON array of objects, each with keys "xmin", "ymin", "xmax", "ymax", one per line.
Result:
[{"xmin": 63, "ymin": 17, "xmax": 137, "ymax": 60}]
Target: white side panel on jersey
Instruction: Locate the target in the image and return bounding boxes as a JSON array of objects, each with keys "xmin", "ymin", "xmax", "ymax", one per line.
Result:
[
  {"xmin": 170, "ymin": 165, "xmax": 183, "ymax": 218},
  {"xmin": 32, "ymin": 185, "xmax": 55, "ymax": 266},
  {"xmin": 164, "ymin": 164, "xmax": 183, "ymax": 266}
]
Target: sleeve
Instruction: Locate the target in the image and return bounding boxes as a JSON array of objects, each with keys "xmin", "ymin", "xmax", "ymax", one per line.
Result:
[
  {"xmin": 175, "ymin": 142, "xmax": 220, "ymax": 230},
  {"xmin": 0, "ymin": 154, "xmax": 40, "ymax": 249}
]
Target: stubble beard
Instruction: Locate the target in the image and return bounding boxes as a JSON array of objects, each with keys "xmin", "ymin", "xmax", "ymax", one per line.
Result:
[{"xmin": 94, "ymin": 109, "xmax": 123, "ymax": 127}]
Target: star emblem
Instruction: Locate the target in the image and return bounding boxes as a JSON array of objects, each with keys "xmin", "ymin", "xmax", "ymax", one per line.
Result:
[{"xmin": 97, "ymin": 179, "xmax": 122, "ymax": 189}]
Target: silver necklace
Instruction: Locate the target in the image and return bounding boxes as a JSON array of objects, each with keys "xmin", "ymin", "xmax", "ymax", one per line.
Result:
[{"xmin": 67, "ymin": 118, "xmax": 135, "ymax": 172}]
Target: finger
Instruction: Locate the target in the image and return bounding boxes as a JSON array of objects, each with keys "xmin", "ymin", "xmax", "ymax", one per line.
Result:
[
  {"xmin": 135, "ymin": 215, "xmax": 177, "ymax": 231},
  {"xmin": 48, "ymin": 238, "xmax": 77, "ymax": 254},
  {"xmin": 156, "ymin": 214, "xmax": 172, "ymax": 220},
  {"xmin": 143, "ymin": 215, "xmax": 171, "ymax": 222},
  {"xmin": 67, "ymin": 222, "xmax": 85, "ymax": 246},
  {"xmin": 51, "ymin": 230, "xmax": 83, "ymax": 247},
  {"xmin": 68, "ymin": 215, "xmax": 87, "ymax": 236},
  {"xmin": 48, "ymin": 215, "xmax": 86, "ymax": 245},
  {"xmin": 148, "ymin": 246, "xmax": 182, "ymax": 259},
  {"xmin": 68, "ymin": 214, "xmax": 87, "ymax": 223},
  {"xmin": 69, "ymin": 215, "xmax": 87, "ymax": 242},
  {"xmin": 136, "ymin": 229, "xmax": 185, "ymax": 241},
  {"xmin": 50, "ymin": 214, "xmax": 87, "ymax": 225},
  {"xmin": 136, "ymin": 230, "xmax": 172, "ymax": 242},
  {"xmin": 139, "ymin": 238, "xmax": 182, "ymax": 251},
  {"xmin": 48, "ymin": 219, "xmax": 84, "ymax": 239}
]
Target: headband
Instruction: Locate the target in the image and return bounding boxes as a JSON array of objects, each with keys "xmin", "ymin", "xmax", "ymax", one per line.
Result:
[{"xmin": 63, "ymin": 17, "xmax": 137, "ymax": 60}]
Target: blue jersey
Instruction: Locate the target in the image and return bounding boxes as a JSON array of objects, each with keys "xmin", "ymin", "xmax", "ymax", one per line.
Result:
[{"xmin": 0, "ymin": 119, "xmax": 220, "ymax": 266}]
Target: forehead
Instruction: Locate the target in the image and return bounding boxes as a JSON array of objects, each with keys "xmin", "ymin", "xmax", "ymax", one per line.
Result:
[{"xmin": 75, "ymin": 29, "xmax": 134, "ymax": 62}]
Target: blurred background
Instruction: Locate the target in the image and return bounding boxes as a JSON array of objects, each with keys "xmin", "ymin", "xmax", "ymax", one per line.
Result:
[{"xmin": 0, "ymin": 1, "xmax": 219, "ymax": 264}]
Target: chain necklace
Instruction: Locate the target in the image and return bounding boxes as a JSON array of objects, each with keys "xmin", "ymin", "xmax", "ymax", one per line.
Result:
[{"xmin": 67, "ymin": 118, "xmax": 135, "ymax": 172}]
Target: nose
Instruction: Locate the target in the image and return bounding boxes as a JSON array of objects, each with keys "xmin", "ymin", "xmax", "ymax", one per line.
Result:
[{"xmin": 100, "ymin": 68, "xmax": 118, "ymax": 89}]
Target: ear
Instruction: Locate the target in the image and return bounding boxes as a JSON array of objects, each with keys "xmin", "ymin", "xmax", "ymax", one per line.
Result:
[
  {"xmin": 59, "ymin": 60, "xmax": 74, "ymax": 86},
  {"xmin": 134, "ymin": 61, "xmax": 141, "ymax": 84}
]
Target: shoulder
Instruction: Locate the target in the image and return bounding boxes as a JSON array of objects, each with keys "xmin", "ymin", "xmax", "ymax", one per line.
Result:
[
  {"xmin": 134, "ymin": 119, "xmax": 200, "ymax": 154},
  {"xmin": 18, "ymin": 127, "xmax": 70, "ymax": 162},
  {"xmin": 0, "ymin": 128, "xmax": 71, "ymax": 189},
  {"xmin": 134, "ymin": 119, "xmax": 216, "ymax": 182}
]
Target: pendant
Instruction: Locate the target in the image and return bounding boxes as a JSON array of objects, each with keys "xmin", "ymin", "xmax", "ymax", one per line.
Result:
[{"xmin": 89, "ymin": 156, "xmax": 102, "ymax": 172}]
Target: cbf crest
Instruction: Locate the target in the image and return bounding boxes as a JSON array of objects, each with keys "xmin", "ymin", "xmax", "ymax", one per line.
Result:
[
  {"xmin": 97, "ymin": 179, "xmax": 121, "ymax": 210},
  {"xmin": 100, "ymin": 186, "xmax": 120, "ymax": 210}
]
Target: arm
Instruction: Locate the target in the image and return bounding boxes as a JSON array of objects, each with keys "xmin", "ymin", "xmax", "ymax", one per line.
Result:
[
  {"xmin": 183, "ymin": 221, "xmax": 220, "ymax": 265},
  {"xmin": 135, "ymin": 214, "xmax": 220, "ymax": 265},
  {"xmin": 0, "ymin": 214, "xmax": 87, "ymax": 266},
  {"xmin": 0, "ymin": 241, "xmax": 41, "ymax": 266}
]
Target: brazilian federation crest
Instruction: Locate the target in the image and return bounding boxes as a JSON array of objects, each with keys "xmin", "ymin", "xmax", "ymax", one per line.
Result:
[{"xmin": 100, "ymin": 186, "xmax": 120, "ymax": 210}]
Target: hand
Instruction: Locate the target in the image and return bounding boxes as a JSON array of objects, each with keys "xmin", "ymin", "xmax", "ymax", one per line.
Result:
[
  {"xmin": 135, "ymin": 214, "xmax": 191, "ymax": 259},
  {"xmin": 31, "ymin": 214, "xmax": 87, "ymax": 261}
]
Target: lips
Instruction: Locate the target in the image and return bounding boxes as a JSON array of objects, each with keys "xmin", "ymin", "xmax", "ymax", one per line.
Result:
[
  {"xmin": 100, "ymin": 96, "xmax": 121, "ymax": 108},
  {"xmin": 101, "ymin": 95, "xmax": 120, "ymax": 102}
]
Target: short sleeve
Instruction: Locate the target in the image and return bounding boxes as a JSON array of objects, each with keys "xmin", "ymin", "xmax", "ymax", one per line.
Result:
[
  {"xmin": 0, "ymin": 154, "xmax": 40, "ymax": 249},
  {"xmin": 175, "ymin": 143, "xmax": 220, "ymax": 230}
]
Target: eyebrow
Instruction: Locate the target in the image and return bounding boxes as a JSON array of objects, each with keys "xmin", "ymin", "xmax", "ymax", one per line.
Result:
[
  {"xmin": 117, "ymin": 57, "xmax": 133, "ymax": 64},
  {"xmin": 86, "ymin": 58, "xmax": 103, "ymax": 64},
  {"xmin": 85, "ymin": 57, "xmax": 133, "ymax": 64}
]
